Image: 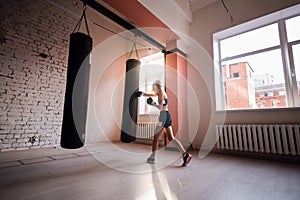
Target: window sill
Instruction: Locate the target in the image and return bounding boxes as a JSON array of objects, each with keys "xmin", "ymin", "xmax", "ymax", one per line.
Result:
[{"xmin": 215, "ymin": 106, "xmax": 300, "ymax": 113}]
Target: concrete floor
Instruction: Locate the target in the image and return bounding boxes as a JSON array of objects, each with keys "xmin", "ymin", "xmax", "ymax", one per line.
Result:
[{"xmin": 0, "ymin": 142, "xmax": 300, "ymax": 200}]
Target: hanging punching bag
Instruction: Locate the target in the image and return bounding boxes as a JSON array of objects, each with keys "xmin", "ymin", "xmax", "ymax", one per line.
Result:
[
  {"xmin": 121, "ymin": 58, "xmax": 140, "ymax": 143},
  {"xmin": 61, "ymin": 32, "xmax": 93, "ymax": 149}
]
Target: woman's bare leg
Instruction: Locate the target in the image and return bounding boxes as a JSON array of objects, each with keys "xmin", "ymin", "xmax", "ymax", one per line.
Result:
[
  {"xmin": 166, "ymin": 126, "xmax": 192, "ymax": 166},
  {"xmin": 151, "ymin": 126, "xmax": 164, "ymax": 157},
  {"xmin": 148, "ymin": 125, "xmax": 192, "ymax": 166},
  {"xmin": 165, "ymin": 126, "xmax": 186, "ymax": 155}
]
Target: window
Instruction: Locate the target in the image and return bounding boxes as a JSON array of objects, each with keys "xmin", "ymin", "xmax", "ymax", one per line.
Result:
[
  {"xmin": 138, "ymin": 52, "xmax": 165, "ymax": 114},
  {"xmin": 286, "ymin": 15, "xmax": 300, "ymax": 42},
  {"xmin": 271, "ymin": 100, "xmax": 280, "ymax": 107},
  {"xmin": 286, "ymin": 15, "xmax": 300, "ymax": 106},
  {"xmin": 220, "ymin": 23, "xmax": 280, "ymax": 59},
  {"xmin": 233, "ymin": 72, "xmax": 239, "ymax": 78},
  {"xmin": 291, "ymin": 44, "xmax": 300, "ymax": 103},
  {"xmin": 214, "ymin": 4, "xmax": 300, "ymax": 110},
  {"xmin": 279, "ymin": 91, "xmax": 286, "ymax": 96}
]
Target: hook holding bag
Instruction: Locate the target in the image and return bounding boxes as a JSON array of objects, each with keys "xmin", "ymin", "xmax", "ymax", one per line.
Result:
[
  {"xmin": 128, "ymin": 35, "xmax": 139, "ymax": 60},
  {"xmin": 73, "ymin": 4, "xmax": 90, "ymax": 35}
]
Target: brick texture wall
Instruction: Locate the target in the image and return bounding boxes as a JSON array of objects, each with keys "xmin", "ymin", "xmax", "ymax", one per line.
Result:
[{"xmin": 0, "ymin": 0, "xmax": 82, "ymax": 151}]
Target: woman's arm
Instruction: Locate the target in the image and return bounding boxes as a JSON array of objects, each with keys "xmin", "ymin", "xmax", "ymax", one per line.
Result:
[
  {"xmin": 145, "ymin": 93, "xmax": 163, "ymax": 110},
  {"xmin": 150, "ymin": 92, "xmax": 163, "ymax": 110},
  {"xmin": 142, "ymin": 92, "xmax": 156, "ymax": 97}
]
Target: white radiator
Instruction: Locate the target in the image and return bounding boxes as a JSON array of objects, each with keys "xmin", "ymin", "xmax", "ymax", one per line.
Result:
[
  {"xmin": 135, "ymin": 122, "xmax": 165, "ymax": 146},
  {"xmin": 136, "ymin": 122, "xmax": 157, "ymax": 140},
  {"xmin": 216, "ymin": 124, "xmax": 300, "ymax": 155}
]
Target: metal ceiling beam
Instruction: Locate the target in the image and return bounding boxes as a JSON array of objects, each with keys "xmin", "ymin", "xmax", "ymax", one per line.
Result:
[{"xmin": 81, "ymin": 0, "xmax": 166, "ymax": 50}]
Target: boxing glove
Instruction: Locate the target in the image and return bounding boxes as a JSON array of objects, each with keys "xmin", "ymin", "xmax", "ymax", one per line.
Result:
[
  {"xmin": 135, "ymin": 91, "xmax": 143, "ymax": 97},
  {"xmin": 147, "ymin": 97, "xmax": 155, "ymax": 105}
]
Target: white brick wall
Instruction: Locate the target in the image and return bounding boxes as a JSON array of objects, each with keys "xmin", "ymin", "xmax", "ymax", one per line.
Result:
[{"xmin": 0, "ymin": 0, "xmax": 82, "ymax": 151}]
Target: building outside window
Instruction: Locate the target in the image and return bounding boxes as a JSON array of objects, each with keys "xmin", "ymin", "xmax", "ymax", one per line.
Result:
[{"xmin": 214, "ymin": 5, "xmax": 300, "ymax": 110}]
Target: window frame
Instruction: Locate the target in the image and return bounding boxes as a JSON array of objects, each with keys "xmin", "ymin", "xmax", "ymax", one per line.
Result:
[{"xmin": 213, "ymin": 4, "xmax": 300, "ymax": 111}]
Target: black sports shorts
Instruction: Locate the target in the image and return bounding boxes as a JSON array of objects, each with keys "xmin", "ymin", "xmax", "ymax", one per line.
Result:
[{"xmin": 159, "ymin": 110, "xmax": 172, "ymax": 128}]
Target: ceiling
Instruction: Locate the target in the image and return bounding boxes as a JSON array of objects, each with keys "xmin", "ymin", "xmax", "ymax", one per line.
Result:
[
  {"xmin": 190, "ymin": 0, "xmax": 218, "ymax": 11},
  {"xmin": 88, "ymin": 0, "xmax": 219, "ymax": 48},
  {"xmin": 97, "ymin": 0, "xmax": 180, "ymax": 46}
]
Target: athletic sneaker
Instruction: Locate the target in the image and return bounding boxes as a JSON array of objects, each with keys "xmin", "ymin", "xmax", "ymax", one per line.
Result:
[
  {"xmin": 182, "ymin": 153, "xmax": 192, "ymax": 166},
  {"xmin": 147, "ymin": 156, "xmax": 155, "ymax": 164}
]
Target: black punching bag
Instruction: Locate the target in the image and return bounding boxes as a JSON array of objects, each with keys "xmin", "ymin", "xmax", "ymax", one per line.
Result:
[
  {"xmin": 61, "ymin": 32, "xmax": 92, "ymax": 149},
  {"xmin": 121, "ymin": 59, "xmax": 140, "ymax": 143}
]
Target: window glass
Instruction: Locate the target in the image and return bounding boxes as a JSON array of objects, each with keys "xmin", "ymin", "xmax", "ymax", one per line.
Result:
[
  {"xmin": 292, "ymin": 44, "xmax": 300, "ymax": 104},
  {"xmin": 286, "ymin": 15, "xmax": 300, "ymax": 42},
  {"xmin": 220, "ymin": 23, "xmax": 280, "ymax": 59},
  {"xmin": 221, "ymin": 49, "xmax": 287, "ymax": 109},
  {"xmin": 215, "ymin": 5, "xmax": 300, "ymax": 110},
  {"xmin": 138, "ymin": 52, "xmax": 165, "ymax": 114}
]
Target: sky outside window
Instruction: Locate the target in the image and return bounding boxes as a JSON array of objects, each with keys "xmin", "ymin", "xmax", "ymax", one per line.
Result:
[
  {"xmin": 286, "ymin": 15, "xmax": 300, "ymax": 42},
  {"xmin": 292, "ymin": 44, "xmax": 300, "ymax": 102},
  {"xmin": 220, "ymin": 23, "xmax": 280, "ymax": 59}
]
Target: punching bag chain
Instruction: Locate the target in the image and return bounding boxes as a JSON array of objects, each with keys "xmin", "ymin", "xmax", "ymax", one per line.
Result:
[
  {"xmin": 128, "ymin": 36, "xmax": 139, "ymax": 60},
  {"xmin": 73, "ymin": 4, "xmax": 90, "ymax": 36}
]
